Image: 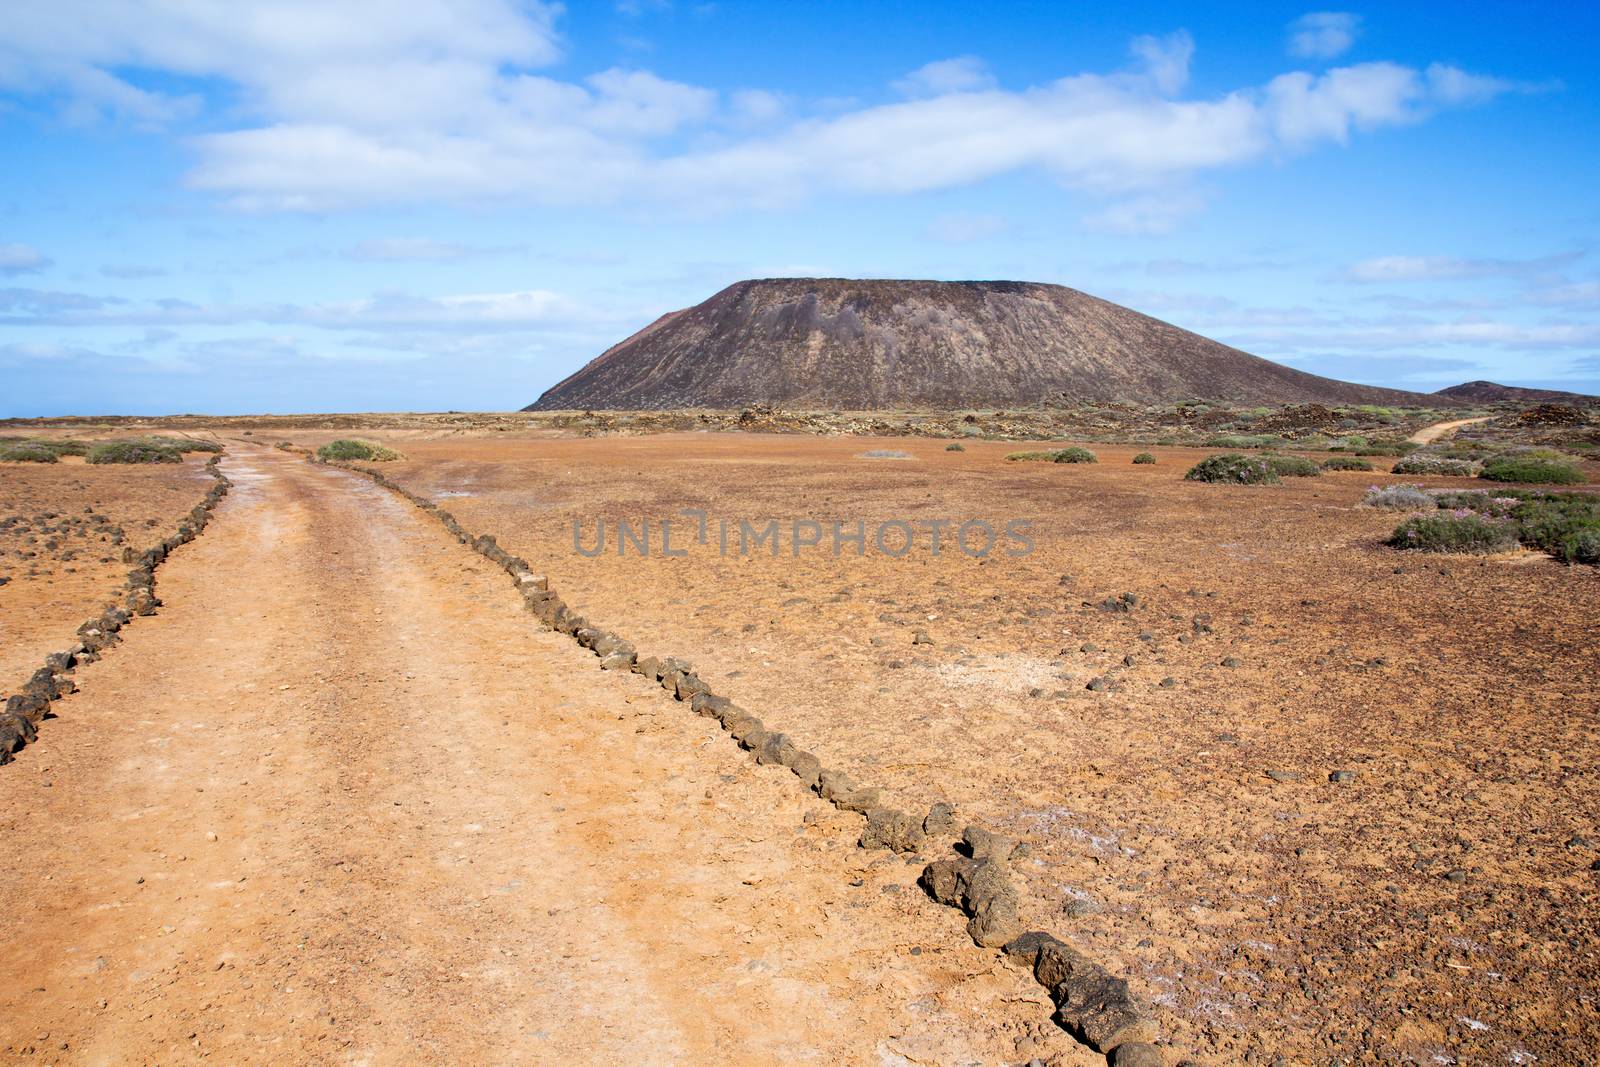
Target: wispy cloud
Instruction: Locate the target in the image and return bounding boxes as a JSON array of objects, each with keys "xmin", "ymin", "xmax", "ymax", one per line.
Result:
[
  {"xmin": 1529, "ymin": 280, "xmax": 1600, "ymax": 308},
  {"xmin": 342, "ymin": 238, "xmax": 524, "ymax": 263},
  {"xmin": 0, "ymin": 5, "xmax": 1531, "ymax": 233},
  {"xmin": 1287, "ymin": 12, "xmax": 1360, "ymax": 60},
  {"xmin": 0, "ymin": 286, "xmax": 113, "ymax": 313},
  {"xmin": 0, "ymin": 242, "xmax": 51, "ymax": 275},
  {"xmin": 0, "ymin": 286, "xmax": 604, "ymax": 332},
  {"xmin": 1082, "ymin": 191, "xmax": 1208, "ymax": 236},
  {"xmin": 924, "ymin": 212, "xmax": 1008, "ymax": 243},
  {"xmin": 1106, "ymin": 255, "xmax": 1299, "ymax": 276},
  {"xmin": 893, "ymin": 56, "xmax": 995, "ymax": 98},
  {"xmin": 100, "ymin": 263, "xmax": 168, "ymax": 279},
  {"xmin": 1343, "ymin": 252, "xmax": 1582, "ymax": 282}
]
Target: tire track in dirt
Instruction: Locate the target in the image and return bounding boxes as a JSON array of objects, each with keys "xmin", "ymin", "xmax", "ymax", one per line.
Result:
[
  {"xmin": 1406, "ymin": 416, "xmax": 1494, "ymax": 445},
  {"xmin": 0, "ymin": 446, "xmax": 1085, "ymax": 1066}
]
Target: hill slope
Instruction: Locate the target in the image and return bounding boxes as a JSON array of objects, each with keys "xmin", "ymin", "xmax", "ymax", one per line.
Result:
[
  {"xmin": 1435, "ymin": 380, "xmax": 1599, "ymax": 406},
  {"xmin": 528, "ymin": 278, "xmax": 1449, "ymax": 411}
]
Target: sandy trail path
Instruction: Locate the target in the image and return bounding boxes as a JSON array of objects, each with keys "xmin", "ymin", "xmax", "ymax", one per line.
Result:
[
  {"xmin": 0, "ymin": 447, "xmax": 1075, "ymax": 1066},
  {"xmin": 1406, "ymin": 415, "xmax": 1493, "ymax": 444}
]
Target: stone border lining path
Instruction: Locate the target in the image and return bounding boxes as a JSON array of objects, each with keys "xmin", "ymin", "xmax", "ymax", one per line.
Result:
[
  {"xmin": 323, "ymin": 453, "xmax": 1172, "ymax": 1067},
  {"xmin": 0, "ymin": 454, "xmax": 233, "ymax": 766}
]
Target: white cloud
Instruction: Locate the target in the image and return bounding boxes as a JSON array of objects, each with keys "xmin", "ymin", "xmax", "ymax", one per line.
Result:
[
  {"xmin": 924, "ymin": 212, "xmax": 1008, "ymax": 243},
  {"xmin": 0, "ymin": 243, "xmax": 51, "ymax": 275},
  {"xmin": 1424, "ymin": 62, "xmax": 1521, "ymax": 105},
  {"xmin": 1221, "ymin": 315, "xmax": 1600, "ymax": 352},
  {"xmin": 1129, "ymin": 31, "xmax": 1195, "ymax": 95},
  {"xmin": 727, "ymin": 88, "xmax": 787, "ymax": 127},
  {"xmin": 299, "ymin": 290, "xmax": 588, "ymax": 329},
  {"xmin": 0, "ymin": 286, "xmax": 110, "ymax": 313},
  {"xmin": 0, "ymin": 4, "xmax": 1529, "ymax": 228},
  {"xmin": 1531, "ymin": 280, "xmax": 1600, "ymax": 308},
  {"xmin": 1082, "ymin": 191, "xmax": 1208, "ymax": 235},
  {"xmin": 101, "ymin": 263, "xmax": 168, "ymax": 279},
  {"xmin": 342, "ymin": 238, "xmax": 519, "ymax": 263},
  {"xmin": 1344, "ymin": 252, "xmax": 1581, "ymax": 282},
  {"xmin": 0, "ymin": 284, "xmax": 600, "ymax": 332},
  {"xmin": 0, "ymin": 1, "xmax": 561, "ymax": 127},
  {"xmin": 893, "ymin": 57, "xmax": 996, "ymax": 98},
  {"xmin": 1288, "ymin": 12, "xmax": 1361, "ymax": 60}
]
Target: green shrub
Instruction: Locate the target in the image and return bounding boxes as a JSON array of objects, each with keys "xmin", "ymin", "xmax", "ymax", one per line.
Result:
[
  {"xmin": 1323, "ymin": 456, "xmax": 1375, "ymax": 471},
  {"xmin": 1132, "ymin": 452, "xmax": 1156, "ymax": 464},
  {"xmin": 86, "ymin": 441, "xmax": 182, "ymax": 464},
  {"xmin": 1509, "ymin": 496, "xmax": 1600, "ymax": 556},
  {"xmin": 0, "ymin": 443, "xmax": 60, "ymax": 463},
  {"xmin": 1479, "ymin": 456, "xmax": 1584, "ymax": 485},
  {"xmin": 1364, "ymin": 484, "xmax": 1433, "ymax": 508},
  {"xmin": 1419, "ymin": 490, "xmax": 1599, "ymax": 565},
  {"xmin": 1389, "ymin": 512, "xmax": 1519, "ymax": 554},
  {"xmin": 1558, "ymin": 528, "xmax": 1600, "ymax": 564},
  {"xmin": 1185, "ymin": 453, "xmax": 1280, "ymax": 485},
  {"xmin": 1392, "ymin": 453, "xmax": 1479, "ymax": 476},
  {"xmin": 0, "ymin": 438, "xmax": 91, "ymax": 458},
  {"xmin": 1264, "ymin": 454, "xmax": 1322, "ymax": 477},
  {"xmin": 316, "ymin": 438, "xmax": 402, "ymax": 462},
  {"xmin": 30, "ymin": 439, "xmax": 91, "ymax": 457},
  {"xmin": 1203, "ymin": 434, "xmax": 1283, "ymax": 449},
  {"xmin": 945, "ymin": 442, "xmax": 965, "ymax": 452},
  {"xmin": 1006, "ymin": 447, "xmax": 1097, "ymax": 464},
  {"xmin": 106, "ymin": 434, "xmax": 219, "ymax": 454}
]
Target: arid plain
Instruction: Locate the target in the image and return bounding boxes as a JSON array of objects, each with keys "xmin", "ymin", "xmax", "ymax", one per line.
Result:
[
  {"xmin": 340, "ymin": 429, "xmax": 1600, "ymax": 1065},
  {"xmin": 2, "ymin": 419, "xmax": 1597, "ymax": 1065}
]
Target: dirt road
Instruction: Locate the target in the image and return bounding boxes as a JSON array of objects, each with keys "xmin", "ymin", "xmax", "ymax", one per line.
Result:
[
  {"xmin": 0, "ymin": 448, "xmax": 1079, "ymax": 1066},
  {"xmin": 1406, "ymin": 415, "xmax": 1494, "ymax": 444}
]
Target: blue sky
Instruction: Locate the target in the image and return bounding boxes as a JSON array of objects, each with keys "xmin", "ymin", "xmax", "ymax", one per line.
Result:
[{"xmin": 1, "ymin": 1, "xmax": 1596, "ymax": 416}]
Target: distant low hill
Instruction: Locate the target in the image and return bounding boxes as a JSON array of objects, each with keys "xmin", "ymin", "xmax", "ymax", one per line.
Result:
[
  {"xmin": 1434, "ymin": 380, "xmax": 1600, "ymax": 406},
  {"xmin": 527, "ymin": 278, "xmax": 1455, "ymax": 411}
]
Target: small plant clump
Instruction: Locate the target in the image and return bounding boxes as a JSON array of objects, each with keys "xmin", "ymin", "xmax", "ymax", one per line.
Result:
[
  {"xmin": 129, "ymin": 436, "xmax": 224, "ymax": 454},
  {"xmin": 87, "ymin": 441, "xmax": 182, "ymax": 464},
  {"xmin": 1382, "ymin": 487, "xmax": 1600, "ymax": 565},
  {"xmin": 1006, "ymin": 447, "xmax": 1097, "ymax": 463},
  {"xmin": 0, "ymin": 442, "xmax": 60, "ymax": 463},
  {"xmin": 0, "ymin": 438, "xmax": 93, "ymax": 459},
  {"xmin": 1389, "ymin": 511, "xmax": 1520, "ymax": 554},
  {"xmin": 1562, "ymin": 529, "xmax": 1600, "ymax": 564},
  {"xmin": 1184, "ymin": 453, "xmax": 1280, "ymax": 485},
  {"xmin": 1492, "ymin": 492, "xmax": 1600, "ymax": 563},
  {"xmin": 945, "ymin": 442, "xmax": 965, "ymax": 452},
  {"xmin": 317, "ymin": 439, "xmax": 403, "ymax": 462},
  {"xmin": 1391, "ymin": 453, "xmax": 1480, "ymax": 477},
  {"xmin": 33, "ymin": 439, "xmax": 91, "ymax": 457},
  {"xmin": 1323, "ymin": 456, "xmax": 1375, "ymax": 472},
  {"xmin": 1363, "ymin": 484, "xmax": 1434, "ymax": 509},
  {"xmin": 1202, "ymin": 434, "xmax": 1285, "ymax": 450},
  {"xmin": 1263, "ymin": 454, "xmax": 1322, "ymax": 477},
  {"xmin": 1479, "ymin": 455, "xmax": 1584, "ymax": 485},
  {"xmin": 1132, "ymin": 452, "xmax": 1156, "ymax": 464}
]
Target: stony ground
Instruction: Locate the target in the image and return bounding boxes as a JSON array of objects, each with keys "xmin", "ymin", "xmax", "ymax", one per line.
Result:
[
  {"xmin": 0, "ymin": 447, "xmax": 1086, "ymax": 1066},
  {"xmin": 0, "ymin": 454, "xmax": 212, "ymax": 685},
  {"xmin": 341, "ymin": 430, "xmax": 1600, "ymax": 1065}
]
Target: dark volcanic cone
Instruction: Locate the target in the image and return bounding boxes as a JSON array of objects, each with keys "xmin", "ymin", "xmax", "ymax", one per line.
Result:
[{"xmin": 528, "ymin": 278, "xmax": 1451, "ymax": 411}]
